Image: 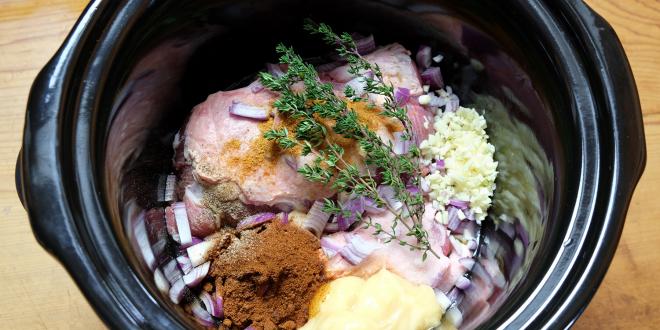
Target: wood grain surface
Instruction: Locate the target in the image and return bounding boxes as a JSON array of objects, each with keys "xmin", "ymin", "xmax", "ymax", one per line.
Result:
[{"xmin": 0, "ymin": 0, "xmax": 657, "ymax": 329}]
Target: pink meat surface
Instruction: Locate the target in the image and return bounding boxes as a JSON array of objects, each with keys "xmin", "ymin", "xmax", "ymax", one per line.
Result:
[
  {"xmin": 322, "ymin": 43, "xmax": 434, "ymax": 143},
  {"xmin": 183, "ymin": 81, "xmax": 332, "ymax": 211},
  {"xmin": 324, "ymin": 203, "xmax": 466, "ymax": 288},
  {"xmin": 184, "ymin": 43, "xmax": 432, "ymax": 211}
]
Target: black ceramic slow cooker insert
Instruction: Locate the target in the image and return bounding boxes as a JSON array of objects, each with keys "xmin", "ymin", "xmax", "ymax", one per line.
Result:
[{"xmin": 16, "ymin": 0, "xmax": 645, "ymax": 329}]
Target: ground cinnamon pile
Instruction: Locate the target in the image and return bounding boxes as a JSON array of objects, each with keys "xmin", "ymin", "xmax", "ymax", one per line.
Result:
[{"xmin": 208, "ymin": 222, "xmax": 325, "ymax": 330}]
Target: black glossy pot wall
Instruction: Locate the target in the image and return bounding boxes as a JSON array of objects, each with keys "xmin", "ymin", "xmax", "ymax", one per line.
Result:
[{"xmin": 17, "ymin": 0, "xmax": 645, "ymax": 329}]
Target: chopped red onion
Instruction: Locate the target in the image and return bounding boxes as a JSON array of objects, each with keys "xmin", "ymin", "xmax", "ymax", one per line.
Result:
[
  {"xmin": 245, "ymin": 326, "xmax": 256, "ymax": 330},
  {"xmin": 153, "ymin": 268, "xmax": 170, "ymax": 294},
  {"xmin": 133, "ymin": 211, "xmax": 157, "ymax": 271},
  {"xmin": 455, "ymin": 276, "xmax": 471, "ymax": 290},
  {"xmin": 320, "ymin": 235, "xmax": 346, "ymax": 258},
  {"xmin": 445, "ymin": 305, "xmax": 463, "ymax": 327},
  {"xmin": 177, "ymin": 255, "xmax": 193, "ymax": 274},
  {"xmin": 449, "ymin": 236, "xmax": 471, "ymax": 258},
  {"xmin": 323, "ymin": 222, "xmax": 340, "ymax": 234},
  {"xmin": 191, "ymin": 299, "xmax": 215, "ymax": 326},
  {"xmin": 187, "ymin": 240, "xmax": 215, "ymax": 267},
  {"xmin": 355, "ymin": 34, "xmax": 376, "ymax": 55},
  {"xmin": 250, "ymin": 81, "xmax": 264, "ymax": 93},
  {"xmin": 162, "ymin": 259, "xmax": 183, "ymax": 284},
  {"xmin": 416, "ymin": 45, "xmax": 432, "ymax": 69},
  {"xmin": 434, "ymin": 289, "xmax": 452, "ymax": 311},
  {"xmin": 445, "ymin": 94, "xmax": 460, "ymax": 112},
  {"xmin": 215, "ymin": 295, "xmax": 225, "ymax": 318},
  {"xmin": 236, "ymin": 212, "xmax": 276, "ymax": 231},
  {"xmin": 157, "ymin": 174, "xmax": 177, "ymax": 202},
  {"xmin": 183, "ymin": 261, "xmax": 210, "ymax": 287},
  {"xmin": 499, "ymin": 221, "xmax": 516, "ymax": 240},
  {"xmin": 449, "ymin": 199, "xmax": 470, "ymax": 209},
  {"xmin": 480, "ymin": 257, "xmax": 506, "ymax": 288},
  {"xmin": 447, "ymin": 207, "xmax": 461, "ymax": 231},
  {"xmin": 467, "ymin": 239, "xmax": 478, "ymax": 250},
  {"xmin": 279, "ymin": 212, "xmax": 289, "ymax": 225},
  {"xmin": 447, "ymin": 287, "xmax": 464, "ymax": 304},
  {"xmin": 434, "ymin": 159, "xmax": 445, "ymax": 171},
  {"xmin": 394, "ymin": 87, "xmax": 411, "ymax": 105},
  {"xmin": 377, "ymin": 185, "xmax": 403, "ymax": 210},
  {"xmin": 337, "ymin": 197, "xmax": 366, "ymax": 231},
  {"xmin": 199, "ymin": 291, "xmax": 223, "ymax": 318},
  {"xmin": 168, "ymin": 278, "xmax": 187, "ymax": 304},
  {"xmin": 393, "ymin": 132, "xmax": 411, "ymax": 155},
  {"xmin": 229, "ymin": 101, "xmax": 270, "ymax": 121},
  {"xmin": 363, "ymin": 197, "xmax": 386, "ymax": 215},
  {"xmin": 302, "ymin": 201, "xmax": 331, "ymax": 237},
  {"xmin": 406, "ymin": 186, "xmax": 421, "ymax": 195},
  {"xmin": 515, "ymin": 220, "xmax": 530, "ymax": 247},
  {"xmin": 266, "ymin": 63, "xmax": 285, "ymax": 77},
  {"xmin": 173, "ymin": 202, "xmax": 193, "ymax": 247},
  {"xmin": 339, "ymin": 234, "xmax": 380, "ymax": 265},
  {"xmin": 459, "ymin": 257, "xmax": 476, "ymax": 271},
  {"xmin": 421, "ymin": 67, "xmax": 444, "ymax": 89}
]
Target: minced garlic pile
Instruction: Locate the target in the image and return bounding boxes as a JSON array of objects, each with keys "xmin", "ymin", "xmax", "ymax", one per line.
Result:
[{"xmin": 420, "ymin": 107, "xmax": 498, "ymax": 221}]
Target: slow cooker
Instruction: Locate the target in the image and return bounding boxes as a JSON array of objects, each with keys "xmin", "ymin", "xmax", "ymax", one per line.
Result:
[{"xmin": 16, "ymin": 0, "xmax": 646, "ymax": 328}]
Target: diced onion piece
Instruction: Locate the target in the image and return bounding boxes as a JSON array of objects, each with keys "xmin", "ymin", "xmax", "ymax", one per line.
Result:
[
  {"xmin": 177, "ymin": 255, "xmax": 193, "ymax": 274},
  {"xmin": 173, "ymin": 202, "xmax": 193, "ymax": 247},
  {"xmin": 433, "ymin": 54, "xmax": 444, "ymax": 63},
  {"xmin": 191, "ymin": 299, "xmax": 215, "ymax": 326},
  {"xmin": 266, "ymin": 63, "xmax": 285, "ymax": 77},
  {"xmin": 455, "ymin": 276, "xmax": 471, "ymax": 290},
  {"xmin": 480, "ymin": 258, "xmax": 506, "ymax": 288},
  {"xmin": 394, "ymin": 87, "xmax": 410, "ymax": 105},
  {"xmin": 236, "ymin": 212, "xmax": 276, "ymax": 231},
  {"xmin": 434, "ymin": 289, "xmax": 452, "ymax": 311},
  {"xmin": 355, "ymin": 34, "xmax": 376, "ymax": 55},
  {"xmin": 449, "ymin": 199, "xmax": 470, "ymax": 209},
  {"xmin": 393, "ymin": 132, "xmax": 411, "ymax": 155},
  {"xmin": 320, "ymin": 235, "xmax": 346, "ymax": 258},
  {"xmin": 168, "ymin": 278, "xmax": 187, "ymax": 304},
  {"xmin": 459, "ymin": 257, "xmax": 476, "ymax": 271},
  {"xmin": 416, "ymin": 45, "xmax": 432, "ymax": 69},
  {"xmin": 445, "ymin": 305, "xmax": 463, "ymax": 327},
  {"xmin": 162, "ymin": 259, "xmax": 183, "ymax": 284},
  {"xmin": 154, "ymin": 268, "xmax": 170, "ymax": 294},
  {"xmin": 133, "ymin": 211, "xmax": 157, "ymax": 271},
  {"xmin": 229, "ymin": 101, "xmax": 269, "ymax": 120},
  {"xmin": 302, "ymin": 200, "xmax": 331, "ymax": 237},
  {"xmin": 377, "ymin": 185, "xmax": 403, "ymax": 210},
  {"xmin": 339, "ymin": 234, "xmax": 380, "ymax": 265},
  {"xmin": 183, "ymin": 261, "xmax": 211, "ymax": 287},
  {"xmin": 157, "ymin": 174, "xmax": 177, "ymax": 202},
  {"xmin": 421, "ymin": 67, "xmax": 444, "ymax": 89},
  {"xmin": 187, "ymin": 240, "xmax": 215, "ymax": 267}
]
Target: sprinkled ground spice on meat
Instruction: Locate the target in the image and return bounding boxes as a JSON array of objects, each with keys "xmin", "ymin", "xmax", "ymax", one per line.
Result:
[{"xmin": 208, "ymin": 222, "xmax": 326, "ymax": 330}]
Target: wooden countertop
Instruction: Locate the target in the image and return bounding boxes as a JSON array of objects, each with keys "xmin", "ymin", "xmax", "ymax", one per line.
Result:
[{"xmin": 0, "ymin": 0, "xmax": 657, "ymax": 328}]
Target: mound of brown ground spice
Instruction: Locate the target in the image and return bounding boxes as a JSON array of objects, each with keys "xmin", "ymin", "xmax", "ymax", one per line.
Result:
[{"xmin": 208, "ymin": 222, "xmax": 326, "ymax": 330}]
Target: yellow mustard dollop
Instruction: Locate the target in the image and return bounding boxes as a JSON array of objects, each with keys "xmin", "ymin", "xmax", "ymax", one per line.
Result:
[{"xmin": 302, "ymin": 268, "xmax": 443, "ymax": 330}]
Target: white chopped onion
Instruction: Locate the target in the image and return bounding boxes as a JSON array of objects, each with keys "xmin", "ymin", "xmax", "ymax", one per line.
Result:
[
  {"xmin": 418, "ymin": 94, "xmax": 431, "ymax": 105},
  {"xmin": 433, "ymin": 54, "xmax": 444, "ymax": 63},
  {"xmin": 339, "ymin": 234, "xmax": 380, "ymax": 265},
  {"xmin": 133, "ymin": 212, "xmax": 156, "ymax": 271},
  {"xmin": 173, "ymin": 202, "xmax": 192, "ymax": 247},
  {"xmin": 302, "ymin": 200, "xmax": 331, "ymax": 237},
  {"xmin": 162, "ymin": 259, "xmax": 183, "ymax": 284},
  {"xmin": 228, "ymin": 101, "xmax": 269, "ymax": 120},
  {"xmin": 153, "ymin": 268, "xmax": 170, "ymax": 294},
  {"xmin": 169, "ymin": 278, "xmax": 186, "ymax": 304},
  {"xmin": 434, "ymin": 289, "xmax": 452, "ymax": 311},
  {"xmin": 183, "ymin": 261, "xmax": 210, "ymax": 287},
  {"xmin": 187, "ymin": 240, "xmax": 215, "ymax": 267},
  {"xmin": 445, "ymin": 305, "xmax": 463, "ymax": 327}
]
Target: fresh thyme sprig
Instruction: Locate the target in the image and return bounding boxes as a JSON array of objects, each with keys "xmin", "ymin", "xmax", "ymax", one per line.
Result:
[{"xmin": 259, "ymin": 22, "xmax": 438, "ymax": 260}]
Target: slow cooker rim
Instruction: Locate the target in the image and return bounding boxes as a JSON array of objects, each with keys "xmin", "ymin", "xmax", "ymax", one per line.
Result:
[{"xmin": 17, "ymin": 0, "xmax": 645, "ymax": 329}]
